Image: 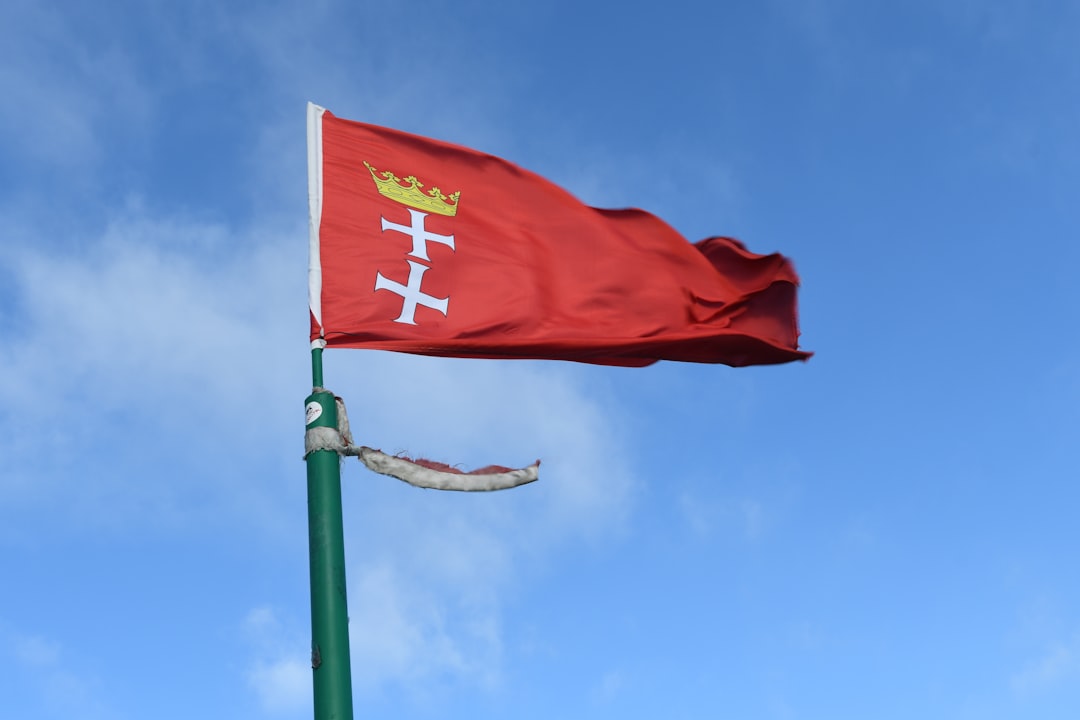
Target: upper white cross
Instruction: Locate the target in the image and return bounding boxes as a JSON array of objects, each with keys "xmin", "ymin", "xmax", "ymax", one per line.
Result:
[{"xmin": 380, "ymin": 208, "xmax": 455, "ymax": 261}]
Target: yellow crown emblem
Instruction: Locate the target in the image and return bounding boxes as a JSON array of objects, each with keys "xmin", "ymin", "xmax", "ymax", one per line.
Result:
[{"xmin": 363, "ymin": 161, "xmax": 461, "ymax": 217}]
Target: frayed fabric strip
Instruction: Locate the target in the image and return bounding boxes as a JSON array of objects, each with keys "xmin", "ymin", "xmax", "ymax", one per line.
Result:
[
  {"xmin": 354, "ymin": 447, "xmax": 539, "ymax": 491},
  {"xmin": 304, "ymin": 391, "xmax": 539, "ymax": 492}
]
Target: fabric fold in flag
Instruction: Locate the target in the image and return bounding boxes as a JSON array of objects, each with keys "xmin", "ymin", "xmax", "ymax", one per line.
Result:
[{"xmin": 307, "ymin": 103, "xmax": 810, "ymax": 367}]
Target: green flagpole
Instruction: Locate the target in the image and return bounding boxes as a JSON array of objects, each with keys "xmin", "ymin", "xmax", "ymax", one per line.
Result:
[{"xmin": 304, "ymin": 346, "xmax": 355, "ymax": 720}]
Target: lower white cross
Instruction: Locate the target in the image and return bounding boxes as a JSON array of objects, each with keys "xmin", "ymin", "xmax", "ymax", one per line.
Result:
[
  {"xmin": 374, "ymin": 260, "xmax": 449, "ymax": 325},
  {"xmin": 381, "ymin": 208, "xmax": 455, "ymax": 261}
]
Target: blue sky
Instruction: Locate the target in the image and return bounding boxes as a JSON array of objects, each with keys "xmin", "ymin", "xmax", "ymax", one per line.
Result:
[{"xmin": 2, "ymin": 1, "xmax": 1079, "ymax": 718}]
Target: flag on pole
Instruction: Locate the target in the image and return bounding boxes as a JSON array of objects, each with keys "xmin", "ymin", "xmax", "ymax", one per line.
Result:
[{"xmin": 307, "ymin": 103, "xmax": 810, "ymax": 367}]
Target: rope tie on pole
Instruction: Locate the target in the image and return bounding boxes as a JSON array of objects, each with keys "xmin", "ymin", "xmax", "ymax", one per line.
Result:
[{"xmin": 304, "ymin": 389, "xmax": 540, "ymax": 492}]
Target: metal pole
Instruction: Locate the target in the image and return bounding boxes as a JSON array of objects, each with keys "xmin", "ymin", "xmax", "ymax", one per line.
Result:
[{"xmin": 304, "ymin": 347, "xmax": 354, "ymax": 720}]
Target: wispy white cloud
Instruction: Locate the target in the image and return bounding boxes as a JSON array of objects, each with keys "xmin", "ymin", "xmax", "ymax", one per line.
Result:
[
  {"xmin": 338, "ymin": 356, "xmax": 639, "ymax": 694},
  {"xmin": 243, "ymin": 606, "xmax": 311, "ymax": 715},
  {"xmin": 0, "ymin": 197, "xmax": 641, "ymax": 694},
  {"xmin": 938, "ymin": 0, "xmax": 1068, "ymax": 46},
  {"xmin": 4, "ymin": 629, "xmax": 114, "ymax": 720},
  {"xmin": 679, "ymin": 491, "xmax": 770, "ymax": 542},
  {"xmin": 0, "ymin": 0, "xmax": 646, "ymax": 699},
  {"xmin": 249, "ymin": 658, "xmax": 312, "ymax": 715},
  {"xmin": 589, "ymin": 668, "xmax": 624, "ymax": 705},
  {"xmin": 0, "ymin": 1, "xmax": 151, "ymax": 172},
  {"xmin": 348, "ymin": 561, "xmax": 495, "ymax": 693},
  {"xmin": 1011, "ymin": 637, "xmax": 1080, "ymax": 695},
  {"xmin": 0, "ymin": 208, "xmax": 306, "ymax": 537},
  {"xmin": 13, "ymin": 634, "xmax": 62, "ymax": 667}
]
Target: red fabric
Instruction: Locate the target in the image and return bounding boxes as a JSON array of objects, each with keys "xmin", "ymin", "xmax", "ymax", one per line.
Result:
[{"xmin": 313, "ymin": 110, "xmax": 810, "ymax": 367}]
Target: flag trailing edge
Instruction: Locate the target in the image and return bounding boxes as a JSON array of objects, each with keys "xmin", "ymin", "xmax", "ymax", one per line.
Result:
[{"xmin": 306, "ymin": 101, "xmax": 810, "ymax": 367}]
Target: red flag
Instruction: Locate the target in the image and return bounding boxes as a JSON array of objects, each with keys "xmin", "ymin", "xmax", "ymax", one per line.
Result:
[{"xmin": 307, "ymin": 104, "xmax": 810, "ymax": 367}]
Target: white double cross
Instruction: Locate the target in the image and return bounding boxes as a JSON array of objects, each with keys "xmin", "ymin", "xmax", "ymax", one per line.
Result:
[{"xmin": 374, "ymin": 208, "xmax": 455, "ymax": 325}]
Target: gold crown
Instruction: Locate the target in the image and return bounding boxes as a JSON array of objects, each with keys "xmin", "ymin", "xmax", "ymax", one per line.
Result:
[{"xmin": 363, "ymin": 161, "xmax": 461, "ymax": 217}]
